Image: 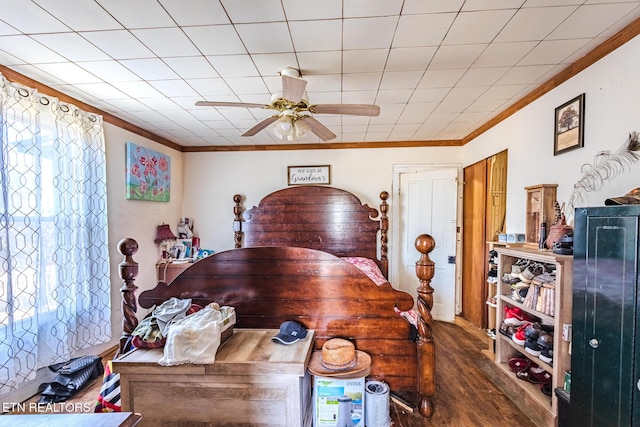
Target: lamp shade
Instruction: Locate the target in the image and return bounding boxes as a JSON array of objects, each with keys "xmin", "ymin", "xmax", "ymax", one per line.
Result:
[{"xmin": 155, "ymin": 224, "xmax": 177, "ymax": 244}]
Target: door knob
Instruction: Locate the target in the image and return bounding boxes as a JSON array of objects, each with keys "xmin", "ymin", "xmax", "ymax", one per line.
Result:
[{"xmin": 589, "ymin": 338, "xmax": 599, "ymax": 349}]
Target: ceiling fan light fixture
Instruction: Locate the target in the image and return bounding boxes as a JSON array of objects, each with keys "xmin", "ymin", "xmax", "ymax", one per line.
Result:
[{"xmin": 279, "ymin": 67, "xmax": 300, "ymax": 78}]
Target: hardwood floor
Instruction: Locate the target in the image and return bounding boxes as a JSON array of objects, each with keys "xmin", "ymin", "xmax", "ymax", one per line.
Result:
[{"xmin": 6, "ymin": 317, "xmax": 537, "ymax": 426}]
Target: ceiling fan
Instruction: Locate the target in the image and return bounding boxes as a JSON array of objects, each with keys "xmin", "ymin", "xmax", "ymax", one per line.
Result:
[{"xmin": 195, "ymin": 67, "xmax": 380, "ymax": 141}]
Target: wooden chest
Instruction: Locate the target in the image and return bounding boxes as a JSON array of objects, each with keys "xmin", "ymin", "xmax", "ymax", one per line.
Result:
[{"xmin": 113, "ymin": 329, "xmax": 315, "ymax": 426}]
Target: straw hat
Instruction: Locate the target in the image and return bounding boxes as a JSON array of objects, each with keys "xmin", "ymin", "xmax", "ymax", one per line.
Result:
[{"xmin": 308, "ymin": 338, "xmax": 371, "ymax": 379}]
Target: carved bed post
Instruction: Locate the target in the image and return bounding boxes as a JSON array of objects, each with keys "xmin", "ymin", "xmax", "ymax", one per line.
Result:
[
  {"xmin": 118, "ymin": 238, "xmax": 139, "ymax": 356},
  {"xmin": 415, "ymin": 233, "xmax": 436, "ymax": 418},
  {"xmin": 233, "ymin": 194, "xmax": 243, "ymax": 248},
  {"xmin": 379, "ymin": 191, "xmax": 389, "ymax": 278}
]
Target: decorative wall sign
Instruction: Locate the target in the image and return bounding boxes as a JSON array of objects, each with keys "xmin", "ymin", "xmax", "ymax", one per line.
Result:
[
  {"xmin": 126, "ymin": 142, "xmax": 171, "ymax": 202},
  {"xmin": 287, "ymin": 165, "xmax": 331, "ymax": 185},
  {"xmin": 554, "ymin": 93, "xmax": 585, "ymax": 155}
]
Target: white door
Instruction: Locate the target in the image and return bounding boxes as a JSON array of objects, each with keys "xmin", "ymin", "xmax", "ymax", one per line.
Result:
[{"xmin": 397, "ymin": 168, "xmax": 458, "ymax": 323}]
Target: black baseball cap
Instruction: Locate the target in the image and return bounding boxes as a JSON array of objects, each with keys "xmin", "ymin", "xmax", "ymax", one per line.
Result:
[{"xmin": 272, "ymin": 320, "xmax": 307, "ymax": 345}]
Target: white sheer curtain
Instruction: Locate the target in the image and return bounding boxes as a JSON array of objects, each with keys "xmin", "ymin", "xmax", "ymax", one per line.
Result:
[{"xmin": 0, "ymin": 73, "xmax": 111, "ymax": 396}]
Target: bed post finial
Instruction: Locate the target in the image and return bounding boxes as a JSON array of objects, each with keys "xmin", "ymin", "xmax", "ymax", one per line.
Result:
[
  {"xmin": 233, "ymin": 194, "xmax": 243, "ymax": 248},
  {"xmin": 415, "ymin": 233, "xmax": 436, "ymax": 418},
  {"xmin": 118, "ymin": 238, "xmax": 139, "ymax": 356},
  {"xmin": 379, "ymin": 191, "xmax": 389, "ymax": 277}
]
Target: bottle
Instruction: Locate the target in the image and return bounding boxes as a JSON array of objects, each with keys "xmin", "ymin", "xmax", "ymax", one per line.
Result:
[{"xmin": 539, "ymin": 222, "xmax": 547, "ymax": 249}]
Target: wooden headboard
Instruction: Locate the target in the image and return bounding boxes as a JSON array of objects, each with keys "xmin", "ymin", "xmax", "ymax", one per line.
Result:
[{"xmin": 233, "ymin": 185, "xmax": 389, "ymax": 277}]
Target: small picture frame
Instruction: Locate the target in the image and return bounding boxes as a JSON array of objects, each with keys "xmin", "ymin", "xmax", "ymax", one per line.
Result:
[
  {"xmin": 554, "ymin": 93, "xmax": 585, "ymax": 155},
  {"xmin": 287, "ymin": 165, "xmax": 331, "ymax": 185}
]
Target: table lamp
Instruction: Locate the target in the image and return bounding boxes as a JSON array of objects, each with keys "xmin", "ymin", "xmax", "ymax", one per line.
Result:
[{"xmin": 155, "ymin": 223, "xmax": 177, "ymax": 259}]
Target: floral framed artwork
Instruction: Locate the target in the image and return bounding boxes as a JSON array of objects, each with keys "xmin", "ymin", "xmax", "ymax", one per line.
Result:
[
  {"xmin": 126, "ymin": 142, "xmax": 171, "ymax": 202},
  {"xmin": 554, "ymin": 93, "xmax": 585, "ymax": 155}
]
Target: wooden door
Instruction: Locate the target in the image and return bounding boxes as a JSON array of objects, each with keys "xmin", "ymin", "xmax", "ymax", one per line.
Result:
[{"xmin": 462, "ymin": 160, "xmax": 487, "ymax": 328}]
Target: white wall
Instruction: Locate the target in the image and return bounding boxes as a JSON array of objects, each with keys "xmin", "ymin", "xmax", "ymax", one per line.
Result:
[
  {"xmin": 463, "ymin": 34, "xmax": 640, "ymax": 233},
  {"xmin": 182, "ymin": 146, "xmax": 461, "ymax": 252},
  {"xmin": 101, "ymin": 123, "xmax": 184, "ymax": 353}
]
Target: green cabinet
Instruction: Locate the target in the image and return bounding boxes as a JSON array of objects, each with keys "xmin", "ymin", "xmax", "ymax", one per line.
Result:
[{"xmin": 570, "ymin": 206, "xmax": 640, "ymax": 426}]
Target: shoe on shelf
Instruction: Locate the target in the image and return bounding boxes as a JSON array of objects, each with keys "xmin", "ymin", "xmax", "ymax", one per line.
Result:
[
  {"xmin": 537, "ymin": 331, "xmax": 554, "ymax": 364},
  {"xmin": 524, "ymin": 323, "xmax": 543, "ymax": 356},
  {"xmin": 504, "ymin": 306, "xmax": 535, "ymax": 326},
  {"xmin": 508, "ymin": 357, "xmax": 531, "ymax": 373},
  {"xmin": 512, "ymin": 322, "xmax": 531, "ymax": 346},
  {"xmin": 499, "ymin": 321, "xmax": 517, "ymax": 338},
  {"xmin": 516, "ymin": 364, "xmax": 552, "ymax": 384}
]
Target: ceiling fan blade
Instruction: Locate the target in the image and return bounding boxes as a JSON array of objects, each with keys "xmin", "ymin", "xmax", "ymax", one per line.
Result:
[
  {"xmin": 310, "ymin": 104, "xmax": 380, "ymax": 117},
  {"xmin": 196, "ymin": 101, "xmax": 266, "ymax": 108},
  {"xmin": 282, "ymin": 74, "xmax": 307, "ymax": 103},
  {"xmin": 300, "ymin": 116, "xmax": 336, "ymax": 141},
  {"xmin": 241, "ymin": 116, "xmax": 279, "ymax": 137}
]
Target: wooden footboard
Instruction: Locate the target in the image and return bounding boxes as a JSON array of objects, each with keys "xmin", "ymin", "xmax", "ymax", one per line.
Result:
[{"xmin": 115, "ymin": 237, "xmax": 436, "ymax": 417}]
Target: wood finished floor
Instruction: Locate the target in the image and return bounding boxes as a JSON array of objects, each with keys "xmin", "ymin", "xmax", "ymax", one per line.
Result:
[{"xmin": 7, "ymin": 317, "xmax": 536, "ymax": 426}]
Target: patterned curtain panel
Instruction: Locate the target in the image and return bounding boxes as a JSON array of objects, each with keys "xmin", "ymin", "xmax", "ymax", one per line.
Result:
[{"xmin": 0, "ymin": 73, "xmax": 111, "ymax": 396}]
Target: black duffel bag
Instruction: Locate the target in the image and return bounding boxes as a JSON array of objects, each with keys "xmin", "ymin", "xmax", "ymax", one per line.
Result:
[{"xmin": 38, "ymin": 355, "xmax": 104, "ymax": 404}]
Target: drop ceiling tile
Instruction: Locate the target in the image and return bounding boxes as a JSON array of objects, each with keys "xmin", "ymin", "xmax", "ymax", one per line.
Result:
[
  {"xmin": 473, "ymin": 41, "xmax": 537, "ymax": 67},
  {"xmin": 343, "ymin": 17, "xmax": 397, "ymax": 50},
  {"xmin": 342, "ymin": 73, "xmax": 383, "ymax": 91},
  {"xmin": 343, "ymin": 50, "xmax": 388, "ymax": 73},
  {"xmin": 495, "ymin": 6, "xmax": 578, "ymax": 42},
  {"xmin": 186, "ymin": 78, "xmax": 234, "ymax": 97},
  {"xmin": 80, "ymin": 30, "xmax": 155, "ymax": 60},
  {"xmin": 518, "ymin": 38, "xmax": 590, "ymax": 65},
  {"xmin": 429, "ymin": 44, "xmax": 487, "ymax": 69},
  {"xmin": 0, "ymin": 35, "xmax": 65, "ymax": 63},
  {"xmin": 105, "ymin": 98, "xmax": 153, "ymax": 112},
  {"xmin": 71, "ymin": 82, "xmax": 128, "ymax": 100},
  {"xmin": 418, "ymin": 69, "xmax": 466, "ymax": 88},
  {"xmin": 10, "ymin": 65, "xmax": 66, "ymax": 86},
  {"xmin": 77, "ymin": 60, "xmax": 140, "ymax": 82},
  {"xmin": 0, "ymin": 49, "xmax": 26, "ymax": 66},
  {"xmin": 435, "ymin": 100, "xmax": 473, "ymax": 113},
  {"xmin": 282, "ymin": 0, "xmax": 342, "ymax": 20},
  {"xmin": 303, "ymin": 74, "xmax": 341, "ymax": 92},
  {"xmin": 138, "ymin": 97, "xmax": 181, "ymax": 110},
  {"xmin": 220, "ymin": 0, "xmax": 285, "ymax": 23},
  {"xmin": 410, "ymin": 87, "xmax": 450, "ymax": 103},
  {"xmin": 380, "ymin": 71, "xmax": 423, "ymax": 90},
  {"xmin": 131, "ymin": 28, "xmax": 200, "ymax": 57},
  {"xmin": 111, "ymin": 81, "xmax": 164, "ymax": 98},
  {"xmin": 297, "ymin": 51, "xmax": 342, "ymax": 75},
  {"xmin": 250, "ymin": 53, "xmax": 298, "ymax": 76},
  {"xmin": 0, "ymin": 0, "xmax": 70, "ymax": 33},
  {"xmin": 446, "ymin": 86, "xmax": 489, "ymax": 102},
  {"xmin": 121, "ymin": 58, "xmax": 180, "ymax": 80},
  {"xmin": 0, "ymin": 21, "xmax": 20, "ymax": 36},
  {"xmin": 461, "ymin": 0, "xmax": 526, "ymax": 11},
  {"xmin": 398, "ymin": 103, "xmax": 438, "ymax": 123},
  {"xmin": 35, "ymin": 63, "xmax": 103, "ymax": 84},
  {"xmin": 148, "ymin": 79, "xmax": 200, "ymax": 97},
  {"xmin": 342, "ymin": 91, "xmax": 377, "ymax": 104},
  {"xmin": 523, "ymin": 0, "xmax": 585, "ymax": 6},
  {"xmin": 466, "ymin": 98, "xmax": 510, "ymax": 112},
  {"xmin": 95, "ymin": 0, "xmax": 175, "ymax": 28},
  {"xmin": 235, "ymin": 22, "xmax": 294, "ymax": 54},
  {"xmin": 164, "ymin": 57, "xmax": 220, "ymax": 79},
  {"xmin": 479, "ymin": 83, "xmax": 529, "ymax": 100},
  {"xmin": 496, "ymin": 64, "xmax": 556, "ymax": 84},
  {"xmin": 458, "ymin": 67, "xmax": 510, "ymax": 86},
  {"xmin": 224, "ymin": 77, "xmax": 269, "ymax": 94},
  {"xmin": 183, "ymin": 26, "xmax": 246, "ymax": 56},
  {"xmin": 289, "ymin": 20, "xmax": 342, "ymax": 52},
  {"xmin": 344, "ymin": 0, "xmax": 404, "ymax": 17},
  {"xmin": 207, "ymin": 55, "xmax": 259, "ymax": 77},
  {"xmin": 32, "ymin": 33, "xmax": 111, "ymax": 61},
  {"xmin": 306, "ymin": 91, "xmax": 342, "ymax": 104},
  {"xmin": 376, "ymin": 89, "xmax": 414, "ymax": 103},
  {"xmin": 159, "ymin": 0, "xmax": 230, "ymax": 25},
  {"xmin": 443, "ymin": 9, "xmax": 517, "ymax": 45},
  {"xmin": 548, "ymin": 3, "xmax": 639, "ymax": 39},
  {"xmin": 385, "ymin": 47, "xmax": 437, "ymax": 71},
  {"xmin": 402, "ymin": 0, "xmax": 465, "ymax": 14},
  {"xmin": 393, "ymin": 14, "xmax": 456, "ymax": 47},
  {"xmin": 33, "ymin": 0, "xmax": 123, "ymax": 31}
]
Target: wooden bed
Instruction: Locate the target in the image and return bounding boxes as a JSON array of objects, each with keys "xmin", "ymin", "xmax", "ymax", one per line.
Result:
[{"xmin": 116, "ymin": 185, "xmax": 437, "ymax": 418}]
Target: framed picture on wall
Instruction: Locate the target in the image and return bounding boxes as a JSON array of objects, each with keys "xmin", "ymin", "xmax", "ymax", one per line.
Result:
[
  {"xmin": 126, "ymin": 142, "xmax": 171, "ymax": 202},
  {"xmin": 287, "ymin": 165, "xmax": 331, "ymax": 185},
  {"xmin": 554, "ymin": 93, "xmax": 585, "ymax": 155}
]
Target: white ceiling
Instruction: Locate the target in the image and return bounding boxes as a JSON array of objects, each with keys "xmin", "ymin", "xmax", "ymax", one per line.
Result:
[{"xmin": 1, "ymin": 0, "xmax": 640, "ymax": 149}]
